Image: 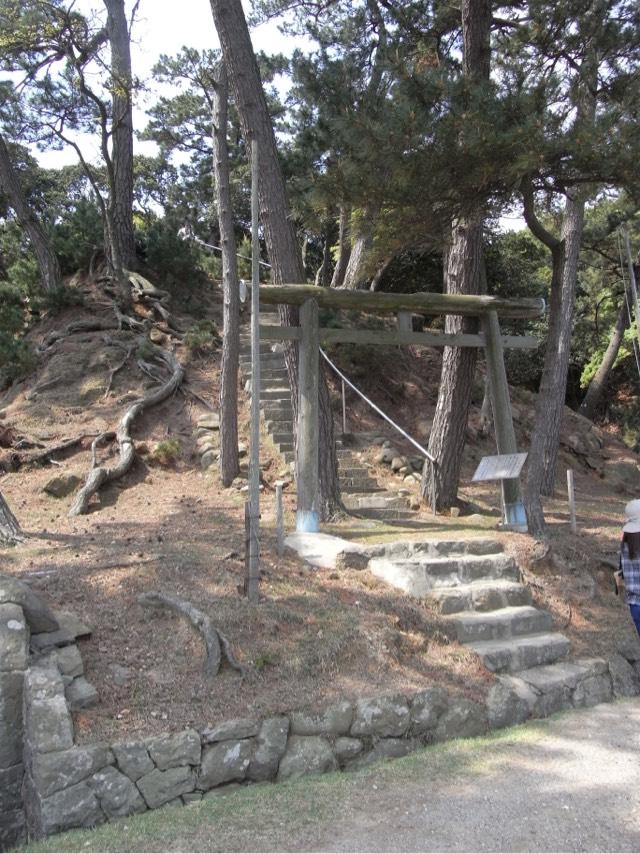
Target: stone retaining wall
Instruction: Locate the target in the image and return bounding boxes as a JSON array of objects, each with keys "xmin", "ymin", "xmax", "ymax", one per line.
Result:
[{"xmin": 3, "ymin": 591, "xmax": 640, "ymax": 845}]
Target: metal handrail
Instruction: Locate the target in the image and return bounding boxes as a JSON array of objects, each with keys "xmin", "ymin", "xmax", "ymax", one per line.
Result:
[{"xmin": 320, "ymin": 348, "xmax": 437, "ymax": 515}]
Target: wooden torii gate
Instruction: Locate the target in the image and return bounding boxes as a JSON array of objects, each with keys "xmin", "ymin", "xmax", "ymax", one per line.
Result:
[{"xmin": 256, "ymin": 284, "xmax": 545, "ymax": 533}]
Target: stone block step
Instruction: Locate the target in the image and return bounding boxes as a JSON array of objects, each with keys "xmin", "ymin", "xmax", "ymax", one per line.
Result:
[
  {"xmin": 354, "ymin": 509, "xmax": 419, "ymax": 522},
  {"xmin": 467, "ymin": 632, "xmax": 571, "ymax": 674},
  {"xmin": 340, "ymin": 483, "xmax": 386, "ymax": 494},
  {"xmin": 449, "ymin": 605, "xmax": 554, "ymax": 643},
  {"xmin": 369, "ymin": 553, "xmax": 519, "ymax": 598},
  {"xmin": 375, "ymin": 538, "xmax": 504, "ymax": 561},
  {"xmin": 338, "ymin": 467, "xmax": 373, "ymax": 478},
  {"xmin": 276, "ymin": 442, "xmax": 294, "ymax": 453},
  {"xmin": 265, "ymin": 420, "xmax": 293, "ymax": 433},
  {"xmin": 343, "ymin": 493, "xmax": 409, "ymax": 511},
  {"xmin": 428, "ymin": 579, "xmax": 532, "ymax": 615},
  {"xmin": 271, "ymin": 432, "xmax": 294, "ymax": 445},
  {"xmin": 259, "ymin": 388, "xmax": 292, "ymax": 401},
  {"xmin": 261, "ymin": 405, "xmax": 293, "ymax": 419}
]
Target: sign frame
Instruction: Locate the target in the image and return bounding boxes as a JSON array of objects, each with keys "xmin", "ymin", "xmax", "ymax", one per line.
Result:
[{"xmin": 472, "ymin": 452, "xmax": 528, "ymax": 483}]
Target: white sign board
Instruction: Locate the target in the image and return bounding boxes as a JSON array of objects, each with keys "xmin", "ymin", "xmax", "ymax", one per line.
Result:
[{"xmin": 472, "ymin": 453, "xmax": 528, "ymax": 482}]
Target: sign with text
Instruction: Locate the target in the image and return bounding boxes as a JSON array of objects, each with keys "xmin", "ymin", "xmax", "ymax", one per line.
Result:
[{"xmin": 472, "ymin": 453, "xmax": 528, "ymax": 482}]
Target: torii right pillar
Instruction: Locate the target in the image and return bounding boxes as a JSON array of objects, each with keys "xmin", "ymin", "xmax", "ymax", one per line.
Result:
[{"xmin": 481, "ymin": 310, "xmax": 528, "ymax": 532}]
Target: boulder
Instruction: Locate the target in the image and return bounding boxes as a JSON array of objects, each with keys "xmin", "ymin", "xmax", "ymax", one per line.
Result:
[
  {"xmin": 486, "ymin": 676, "xmax": 535, "ymax": 729},
  {"xmin": 410, "ymin": 688, "xmax": 448, "ymax": 735},
  {"xmin": 24, "ymin": 668, "xmax": 74, "ymax": 755},
  {"xmin": 334, "ymin": 550, "xmax": 369, "ymax": 572},
  {"xmin": 572, "ymin": 673, "xmax": 613, "ymax": 708},
  {"xmin": 201, "ymin": 450, "xmax": 218, "ymax": 470},
  {"xmin": 146, "ymin": 730, "xmax": 201, "ymax": 770},
  {"xmin": 391, "ymin": 456, "xmax": 407, "ymax": 473},
  {"xmin": 0, "ymin": 672, "xmax": 24, "ymax": 767},
  {"xmin": 0, "ymin": 808, "xmax": 25, "ymax": 850},
  {"xmin": 53, "ymin": 645, "xmax": 84, "ymax": 680},
  {"xmin": 202, "ymin": 718, "xmax": 259, "ymax": 743},
  {"xmin": 249, "ymin": 717, "xmax": 289, "ymax": 782},
  {"xmin": 31, "ymin": 610, "xmax": 92, "ymax": 652},
  {"xmin": 0, "ymin": 603, "xmax": 28, "ymax": 671},
  {"xmin": 277, "ymin": 736, "xmax": 337, "ymax": 781},
  {"xmin": 31, "ymin": 745, "xmax": 113, "ymax": 798},
  {"xmin": 350, "ymin": 694, "xmax": 410, "ymax": 738},
  {"xmin": 37, "ymin": 782, "xmax": 105, "ymax": 836},
  {"xmin": 88, "ymin": 766, "xmax": 146, "ymax": 818},
  {"xmin": 198, "ymin": 414, "xmax": 220, "ymax": 430},
  {"xmin": 0, "ymin": 763, "xmax": 23, "ymax": 812},
  {"xmin": 43, "ymin": 474, "xmax": 81, "ymax": 499},
  {"xmin": 290, "ymin": 701, "xmax": 353, "ymax": 737},
  {"xmin": 374, "ymin": 447, "xmax": 398, "ymax": 465},
  {"xmin": 0, "ymin": 573, "xmax": 59, "ymax": 633},
  {"xmin": 434, "ymin": 698, "xmax": 487, "ymax": 742},
  {"xmin": 198, "ymin": 740, "xmax": 253, "ymax": 790},
  {"xmin": 111, "ymin": 741, "xmax": 154, "ymax": 782},
  {"xmin": 136, "ymin": 766, "xmax": 195, "ymax": 809},
  {"xmin": 609, "ymin": 653, "xmax": 640, "ymax": 698},
  {"xmin": 333, "ymin": 737, "xmax": 363, "ymax": 764},
  {"xmin": 65, "ymin": 677, "xmax": 98, "ymax": 711},
  {"xmin": 348, "ymin": 738, "xmax": 421, "ymax": 770}
]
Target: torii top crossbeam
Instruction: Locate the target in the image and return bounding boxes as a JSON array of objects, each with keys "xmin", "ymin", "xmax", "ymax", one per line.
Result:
[{"xmin": 258, "ymin": 284, "xmax": 545, "ymax": 320}]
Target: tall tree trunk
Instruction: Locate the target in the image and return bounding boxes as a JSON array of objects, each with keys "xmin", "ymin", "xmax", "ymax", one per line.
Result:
[
  {"xmin": 104, "ymin": 0, "xmax": 136, "ymax": 273},
  {"xmin": 213, "ymin": 61, "xmax": 240, "ymax": 487},
  {"xmin": 330, "ymin": 204, "xmax": 351, "ymax": 288},
  {"xmin": 579, "ymin": 299, "xmax": 629, "ymax": 421},
  {"xmin": 420, "ymin": 0, "xmax": 491, "ymax": 511},
  {"xmin": 208, "ymin": 0, "xmax": 342, "ymax": 519},
  {"xmin": 0, "ymin": 133, "xmax": 61, "ymax": 292},
  {"xmin": 523, "ymin": 185, "xmax": 586, "ymax": 535},
  {"xmin": 314, "ymin": 221, "xmax": 335, "ymax": 287},
  {"xmin": 342, "ymin": 206, "xmax": 378, "ymax": 289}
]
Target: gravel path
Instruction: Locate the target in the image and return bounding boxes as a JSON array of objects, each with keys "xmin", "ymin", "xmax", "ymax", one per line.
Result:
[{"xmin": 315, "ymin": 700, "xmax": 640, "ymax": 853}]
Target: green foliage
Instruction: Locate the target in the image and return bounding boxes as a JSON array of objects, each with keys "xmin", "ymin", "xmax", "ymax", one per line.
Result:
[
  {"xmin": 138, "ymin": 218, "xmax": 206, "ymax": 297},
  {"xmin": 40, "ymin": 284, "xmax": 84, "ymax": 314},
  {"xmin": 183, "ymin": 320, "xmax": 220, "ymax": 356},
  {"xmin": 51, "ymin": 198, "xmax": 103, "ymax": 274},
  {"xmin": 0, "ymin": 283, "xmax": 35, "ymax": 387},
  {"xmin": 149, "ymin": 439, "xmax": 182, "ymax": 467}
]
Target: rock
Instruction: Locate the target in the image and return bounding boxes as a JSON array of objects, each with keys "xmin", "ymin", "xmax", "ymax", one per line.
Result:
[
  {"xmin": 198, "ymin": 414, "xmax": 220, "ymax": 430},
  {"xmin": 238, "ymin": 442, "xmax": 248, "ymax": 457},
  {"xmin": 37, "ymin": 782, "xmax": 105, "ymax": 836},
  {"xmin": 409, "ymin": 496, "xmax": 422, "ymax": 511},
  {"xmin": 605, "ymin": 460, "xmax": 640, "ymax": 493},
  {"xmin": 146, "ymin": 730, "xmax": 201, "ymax": 770},
  {"xmin": 573, "ymin": 673, "xmax": 613, "ymax": 708},
  {"xmin": 410, "ymin": 457, "xmax": 424, "ymax": 472},
  {"xmin": 43, "ymin": 474, "xmax": 81, "ymax": 499},
  {"xmin": 149, "ymin": 328, "xmax": 168, "ymax": 346},
  {"xmin": 0, "ymin": 809, "xmax": 25, "ymax": 850},
  {"xmin": 54, "ymin": 644, "xmax": 84, "ymax": 679},
  {"xmin": 450, "ymin": 507, "xmax": 461, "ymax": 518},
  {"xmin": 391, "ymin": 456, "xmax": 407, "ymax": 473},
  {"xmin": 334, "ymin": 550, "xmax": 369, "ymax": 572},
  {"xmin": 31, "ymin": 745, "xmax": 113, "ymax": 798},
  {"xmin": 609, "ymin": 653, "xmax": 640, "ymax": 698},
  {"xmin": 202, "ymin": 718, "xmax": 259, "ymax": 743},
  {"xmin": 31, "ymin": 610, "xmax": 92, "ymax": 651},
  {"xmin": 109, "ymin": 664, "xmax": 131, "ymax": 686},
  {"xmin": 0, "ymin": 602, "xmax": 28, "ymax": 671},
  {"xmin": 364, "ymin": 738, "xmax": 421, "ymax": 765},
  {"xmin": 202, "ymin": 783, "xmax": 242, "ymax": 799},
  {"xmin": 374, "ymin": 447, "xmax": 398, "ymax": 465},
  {"xmin": 111, "ymin": 741, "xmax": 154, "ymax": 782},
  {"xmin": 65, "ymin": 677, "xmax": 98, "ymax": 710},
  {"xmin": 88, "ymin": 766, "xmax": 146, "ymax": 818},
  {"xmin": 290, "ymin": 701, "xmax": 353, "ymax": 737},
  {"xmin": 198, "ymin": 739, "xmax": 253, "ymax": 790},
  {"xmin": 333, "ymin": 737, "xmax": 363, "ymax": 764},
  {"xmin": 0, "ymin": 764, "xmax": 23, "ymax": 812},
  {"xmin": 24, "ymin": 667, "xmax": 74, "ymax": 754},
  {"xmin": 277, "ymin": 736, "xmax": 337, "ymax": 781},
  {"xmin": 486, "ymin": 677, "xmax": 535, "ymax": 729},
  {"xmin": 182, "ymin": 792, "xmax": 203, "ymax": 804},
  {"xmin": 434, "ymin": 698, "xmax": 487, "ymax": 742},
  {"xmin": 137, "ymin": 766, "xmax": 195, "ymax": 809},
  {"xmin": 249, "ymin": 717, "xmax": 289, "ymax": 782},
  {"xmin": 351, "ymin": 694, "xmax": 410, "ymax": 738},
  {"xmin": 201, "ymin": 450, "xmax": 218, "ymax": 470},
  {"xmin": 617, "ymin": 641, "xmax": 640, "ymax": 663},
  {"xmin": 410, "ymin": 688, "xmax": 448, "ymax": 735},
  {"xmin": 0, "ymin": 672, "xmax": 24, "ymax": 767},
  {"xmin": 0, "ymin": 572, "xmax": 59, "ymax": 633}
]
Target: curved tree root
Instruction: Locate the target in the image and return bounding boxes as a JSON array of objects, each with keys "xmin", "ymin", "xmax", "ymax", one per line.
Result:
[
  {"xmin": 69, "ymin": 340, "xmax": 185, "ymax": 516},
  {"xmin": 137, "ymin": 591, "xmax": 247, "ymax": 678},
  {"xmin": 0, "ymin": 490, "xmax": 24, "ymax": 544}
]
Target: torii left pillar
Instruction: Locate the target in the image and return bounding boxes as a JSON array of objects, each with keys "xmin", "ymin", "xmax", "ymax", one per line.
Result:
[{"xmin": 296, "ymin": 298, "xmax": 320, "ymax": 532}]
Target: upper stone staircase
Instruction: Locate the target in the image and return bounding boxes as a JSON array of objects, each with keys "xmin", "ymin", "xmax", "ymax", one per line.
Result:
[{"xmin": 239, "ymin": 316, "xmax": 417, "ymax": 522}]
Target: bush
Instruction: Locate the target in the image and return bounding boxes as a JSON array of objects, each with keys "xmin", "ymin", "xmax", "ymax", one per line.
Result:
[
  {"xmin": 138, "ymin": 218, "xmax": 206, "ymax": 298},
  {"xmin": 0, "ymin": 283, "xmax": 36, "ymax": 387},
  {"xmin": 148, "ymin": 438, "xmax": 182, "ymax": 467},
  {"xmin": 184, "ymin": 320, "xmax": 220, "ymax": 356},
  {"xmin": 52, "ymin": 198, "xmax": 103, "ymax": 274}
]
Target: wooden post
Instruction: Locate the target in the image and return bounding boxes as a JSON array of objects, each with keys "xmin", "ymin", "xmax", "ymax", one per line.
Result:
[
  {"xmin": 481, "ymin": 310, "xmax": 527, "ymax": 530},
  {"xmin": 567, "ymin": 469, "xmax": 577, "ymax": 533},
  {"xmin": 296, "ymin": 298, "xmax": 320, "ymax": 532},
  {"xmin": 275, "ymin": 481, "xmax": 284, "ymax": 557},
  {"xmin": 341, "ymin": 379, "xmax": 347, "ymax": 435},
  {"xmin": 247, "ymin": 139, "xmax": 260, "ymax": 602}
]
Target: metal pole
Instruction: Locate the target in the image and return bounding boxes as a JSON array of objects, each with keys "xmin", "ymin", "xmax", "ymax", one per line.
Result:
[
  {"xmin": 341, "ymin": 379, "xmax": 347, "ymax": 435},
  {"xmin": 275, "ymin": 481, "xmax": 284, "ymax": 558},
  {"xmin": 567, "ymin": 468, "xmax": 577, "ymax": 534},
  {"xmin": 247, "ymin": 139, "xmax": 260, "ymax": 603}
]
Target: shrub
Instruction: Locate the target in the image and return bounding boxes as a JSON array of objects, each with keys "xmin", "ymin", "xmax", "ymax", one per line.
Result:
[
  {"xmin": 184, "ymin": 320, "xmax": 220, "ymax": 356},
  {"xmin": 138, "ymin": 218, "xmax": 206, "ymax": 298},
  {"xmin": 148, "ymin": 438, "xmax": 182, "ymax": 466}
]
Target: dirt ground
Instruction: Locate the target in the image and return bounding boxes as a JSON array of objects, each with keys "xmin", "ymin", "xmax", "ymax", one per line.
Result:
[{"xmin": 1, "ymin": 283, "xmax": 638, "ymax": 745}]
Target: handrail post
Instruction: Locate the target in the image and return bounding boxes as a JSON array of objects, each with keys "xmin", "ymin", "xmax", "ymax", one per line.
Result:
[
  {"xmin": 296, "ymin": 299, "xmax": 320, "ymax": 533},
  {"xmin": 341, "ymin": 379, "xmax": 347, "ymax": 435}
]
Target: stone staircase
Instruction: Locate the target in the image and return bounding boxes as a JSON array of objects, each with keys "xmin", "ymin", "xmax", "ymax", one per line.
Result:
[
  {"xmin": 368, "ymin": 538, "xmax": 571, "ymax": 674},
  {"xmin": 238, "ymin": 324, "xmax": 417, "ymax": 522}
]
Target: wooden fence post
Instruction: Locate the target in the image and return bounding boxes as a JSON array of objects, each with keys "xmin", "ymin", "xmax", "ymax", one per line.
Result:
[
  {"xmin": 567, "ymin": 469, "xmax": 577, "ymax": 533},
  {"xmin": 481, "ymin": 310, "xmax": 527, "ymax": 530},
  {"xmin": 296, "ymin": 298, "xmax": 320, "ymax": 532},
  {"xmin": 275, "ymin": 481, "xmax": 285, "ymax": 557}
]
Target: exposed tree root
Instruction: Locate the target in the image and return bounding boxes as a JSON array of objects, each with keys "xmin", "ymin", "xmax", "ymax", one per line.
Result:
[
  {"xmin": 69, "ymin": 341, "xmax": 185, "ymax": 516},
  {"xmin": 0, "ymin": 435, "xmax": 97, "ymax": 473},
  {"xmin": 0, "ymin": 491, "xmax": 23, "ymax": 544},
  {"xmin": 38, "ymin": 318, "xmax": 119, "ymax": 353},
  {"xmin": 137, "ymin": 591, "xmax": 247, "ymax": 677}
]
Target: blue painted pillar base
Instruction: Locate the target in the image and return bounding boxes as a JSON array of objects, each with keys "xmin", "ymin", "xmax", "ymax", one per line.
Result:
[
  {"xmin": 502, "ymin": 501, "xmax": 528, "ymax": 533},
  {"xmin": 296, "ymin": 510, "xmax": 319, "ymax": 533}
]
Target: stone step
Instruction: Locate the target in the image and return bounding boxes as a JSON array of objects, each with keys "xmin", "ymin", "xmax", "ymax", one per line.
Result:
[
  {"xmin": 261, "ymin": 405, "xmax": 293, "ymax": 419},
  {"xmin": 354, "ymin": 508, "xmax": 419, "ymax": 522},
  {"xmin": 340, "ymin": 482, "xmax": 386, "ymax": 494},
  {"xmin": 428, "ymin": 579, "xmax": 532, "ymax": 615},
  {"xmin": 449, "ymin": 605, "xmax": 554, "ymax": 644},
  {"xmin": 259, "ymin": 388, "xmax": 292, "ymax": 401},
  {"xmin": 369, "ymin": 553, "xmax": 519, "ymax": 598},
  {"xmin": 265, "ymin": 420, "xmax": 294, "ymax": 433},
  {"xmin": 343, "ymin": 493, "xmax": 409, "ymax": 511},
  {"xmin": 374, "ymin": 538, "xmax": 504, "ymax": 561},
  {"xmin": 271, "ymin": 432, "xmax": 294, "ymax": 445},
  {"xmin": 338, "ymin": 467, "xmax": 373, "ymax": 478},
  {"xmin": 467, "ymin": 632, "xmax": 571, "ymax": 674}
]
